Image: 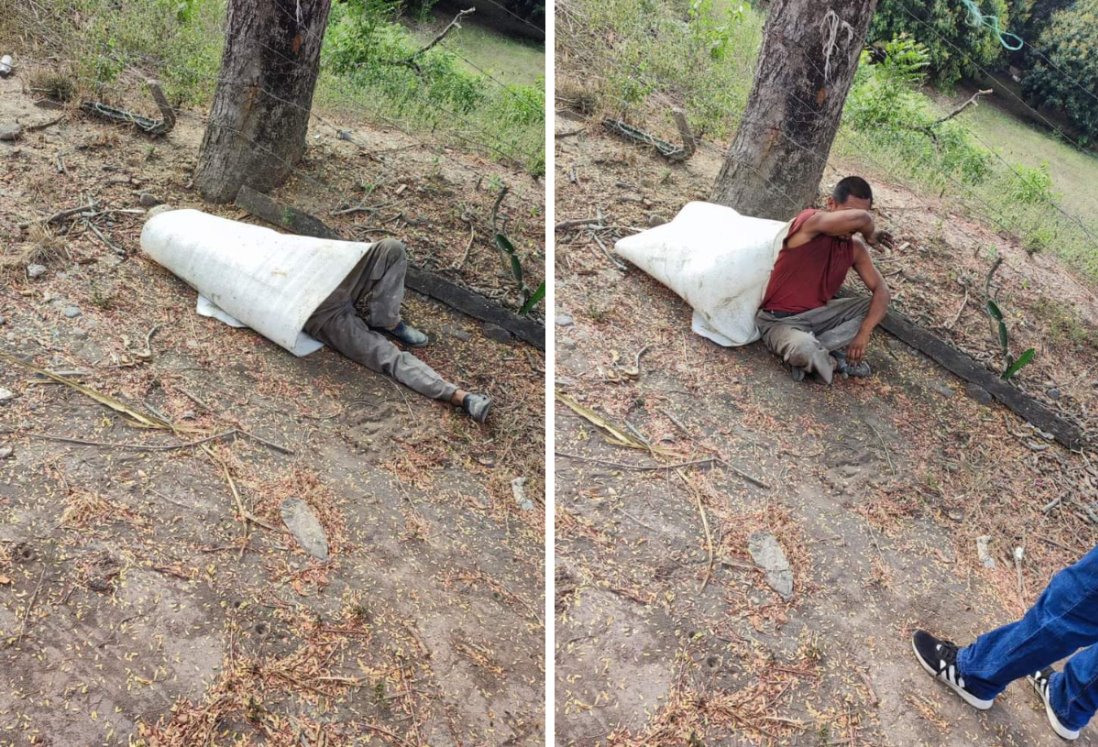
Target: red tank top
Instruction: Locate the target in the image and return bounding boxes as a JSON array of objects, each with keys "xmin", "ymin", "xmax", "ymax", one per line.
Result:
[{"xmin": 760, "ymin": 208, "xmax": 855, "ymax": 314}]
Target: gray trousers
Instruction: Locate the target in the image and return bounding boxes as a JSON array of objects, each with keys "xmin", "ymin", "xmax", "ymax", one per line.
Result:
[
  {"xmin": 755, "ymin": 297, "xmax": 871, "ymax": 384},
  {"xmin": 304, "ymin": 239, "xmax": 457, "ymax": 401}
]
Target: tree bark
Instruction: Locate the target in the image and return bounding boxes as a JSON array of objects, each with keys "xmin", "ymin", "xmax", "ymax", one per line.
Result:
[
  {"xmin": 194, "ymin": 0, "xmax": 333, "ymax": 203},
  {"xmin": 710, "ymin": 0, "xmax": 877, "ymax": 220}
]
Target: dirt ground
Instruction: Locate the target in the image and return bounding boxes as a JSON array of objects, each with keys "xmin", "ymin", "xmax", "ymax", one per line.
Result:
[
  {"xmin": 0, "ymin": 64, "xmax": 545, "ymax": 745},
  {"xmin": 553, "ymin": 109, "xmax": 1098, "ymax": 745}
]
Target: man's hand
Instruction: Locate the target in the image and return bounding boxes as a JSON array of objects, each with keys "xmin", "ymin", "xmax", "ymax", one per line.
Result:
[
  {"xmin": 846, "ymin": 331, "xmax": 870, "ymax": 364},
  {"xmin": 867, "ymin": 230, "xmax": 895, "ymax": 250}
]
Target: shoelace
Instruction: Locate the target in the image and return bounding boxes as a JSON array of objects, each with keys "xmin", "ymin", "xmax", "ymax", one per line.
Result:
[{"xmin": 933, "ymin": 640, "xmax": 965, "ymax": 685}]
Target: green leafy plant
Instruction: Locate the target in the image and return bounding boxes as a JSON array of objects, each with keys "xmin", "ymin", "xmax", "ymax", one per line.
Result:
[{"xmin": 987, "ymin": 299, "xmax": 1036, "ymax": 379}]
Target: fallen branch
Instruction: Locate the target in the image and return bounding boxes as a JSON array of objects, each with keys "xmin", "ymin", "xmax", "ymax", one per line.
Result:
[
  {"xmin": 839, "ymin": 289, "xmax": 1085, "ymax": 449},
  {"xmin": 932, "ymin": 88, "xmax": 993, "ymax": 126},
  {"xmin": 677, "ymin": 469, "xmax": 715, "ymax": 591},
  {"xmin": 556, "ymin": 452, "xmax": 717, "ymax": 471},
  {"xmin": 200, "ymin": 443, "xmax": 276, "ymax": 532},
  {"xmin": 554, "ymin": 217, "xmax": 603, "ymax": 232},
  {"xmin": 21, "ymin": 430, "xmax": 237, "ymax": 451},
  {"xmin": 407, "ymin": 8, "xmax": 474, "ymax": 63},
  {"xmin": 0, "ymin": 350, "xmax": 171, "ymax": 429},
  {"xmin": 10, "ymin": 569, "xmax": 45, "ymax": 648},
  {"xmin": 80, "ymin": 80, "xmax": 175, "ymax": 135},
  {"xmin": 943, "ymin": 279, "xmax": 969, "ymax": 330}
]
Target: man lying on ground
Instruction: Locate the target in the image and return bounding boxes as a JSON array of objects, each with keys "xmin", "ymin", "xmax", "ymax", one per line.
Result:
[
  {"xmin": 304, "ymin": 238, "xmax": 491, "ymax": 423},
  {"xmin": 755, "ymin": 176, "xmax": 892, "ymax": 384}
]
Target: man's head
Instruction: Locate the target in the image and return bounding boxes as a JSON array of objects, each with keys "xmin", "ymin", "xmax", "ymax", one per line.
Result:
[{"xmin": 827, "ymin": 176, "xmax": 873, "ymax": 211}]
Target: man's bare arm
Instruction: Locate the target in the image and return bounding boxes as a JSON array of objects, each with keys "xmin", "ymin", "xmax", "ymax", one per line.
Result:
[
  {"xmin": 788, "ymin": 209, "xmax": 892, "ymax": 249},
  {"xmin": 846, "ymin": 240, "xmax": 891, "ymax": 363}
]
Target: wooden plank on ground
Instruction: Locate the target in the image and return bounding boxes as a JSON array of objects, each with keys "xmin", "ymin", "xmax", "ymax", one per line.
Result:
[
  {"xmin": 870, "ymin": 301, "xmax": 1083, "ymax": 450},
  {"xmin": 234, "ymin": 186, "xmax": 545, "ymax": 350}
]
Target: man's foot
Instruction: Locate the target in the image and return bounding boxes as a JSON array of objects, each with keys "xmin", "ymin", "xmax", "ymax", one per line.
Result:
[
  {"xmin": 911, "ymin": 630, "xmax": 995, "ymax": 710},
  {"xmin": 833, "ymin": 351, "xmax": 871, "ymax": 378},
  {"xmin": 380, "ymin": 321, "xmax": 428, "ymax": 347},
  {"xmin": 1029, "ymin": 668, "xmax": 1081, "ymax": 740},
  {"xmin": 462, "ymin": 393, "xmax": 491, "ymax": 423}
]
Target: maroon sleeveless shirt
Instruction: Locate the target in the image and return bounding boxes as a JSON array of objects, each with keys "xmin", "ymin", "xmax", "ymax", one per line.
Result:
[{"xmin": 760, "ymin": 208, "xmax": 855, "ymax": 314}]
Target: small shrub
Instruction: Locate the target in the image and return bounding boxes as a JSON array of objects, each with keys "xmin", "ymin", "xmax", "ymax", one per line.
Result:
[{"xmin": 1008, "ymin": 162, "xmax": 1056, "ymax": 204}]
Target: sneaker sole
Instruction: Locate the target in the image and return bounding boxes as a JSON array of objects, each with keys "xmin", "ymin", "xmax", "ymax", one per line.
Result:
[
  {"xmin": 911, "ymin": 637, "xmax": 995, "ymax": 710},
  {"xmin": 1028, "ymin": 676, "xmax": 1081, "ymax": 741}
]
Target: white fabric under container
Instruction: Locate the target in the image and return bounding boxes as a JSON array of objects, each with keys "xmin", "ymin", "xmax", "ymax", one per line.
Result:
[
  {"xmin": 141, "ymin": 209, "xmax": 375, "ymax": 356},
  {"xmin": 614, "ymin": 201, "xmax": 791, "ymax": 346}
]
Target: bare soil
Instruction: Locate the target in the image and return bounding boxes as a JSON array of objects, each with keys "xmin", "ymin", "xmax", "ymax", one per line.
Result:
[
  {"xmin": 554, "ymin": 110, "xmax": 1098, "ymax": 746},
  {"xmin": 0, "ymin": 65, "xmax": 545, "ymax": 746}
]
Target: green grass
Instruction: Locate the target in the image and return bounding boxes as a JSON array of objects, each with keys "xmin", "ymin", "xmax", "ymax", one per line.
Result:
[
  {"xmin": 557, "ymin": 0, "xmax": 761, "ymax": 141},
  {"xmin": 406, "ymin": 15, "xmax": 545, "ymax": 87}
]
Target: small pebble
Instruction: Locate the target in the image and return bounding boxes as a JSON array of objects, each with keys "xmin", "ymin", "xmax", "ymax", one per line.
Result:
[
  {"xmin": 965, "ymin": 383, "xmax": 993, "ymax": 406},
  {"xmin": 0, "ymin": 446, "xmax": 11, "ymax": 459},
  {"xmin": 63, "ymin": 306, "xmax": 82, "ymax": 319},
  {"xmin": 555, "ymin": 314, "xmax": 574, "ymax": 327},
  {"xmin": 1047, "ymin": 387, "xmax": 1061, "ymax": 400},
  {"xmin": 0, "ymin": 387, "xmax": 12, "ymax": 403},
  {"xmin": 138, "ymin": 192, "xmax": 163, "ymax": 207},
  {"xmin": 26, "ymin": 264, "xmax": 46, "ymax": 279}
]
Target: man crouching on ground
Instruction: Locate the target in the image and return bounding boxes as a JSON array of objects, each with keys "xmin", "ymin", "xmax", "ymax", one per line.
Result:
[{"xmin": 756, "ymin": 176, "xmax": 892, "ymax": 384}]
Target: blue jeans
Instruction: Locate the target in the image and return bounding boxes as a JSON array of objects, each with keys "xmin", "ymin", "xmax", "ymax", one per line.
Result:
[{"xmin": 957, "ymin": 545, "xmax": 1098, "ymax": 730}]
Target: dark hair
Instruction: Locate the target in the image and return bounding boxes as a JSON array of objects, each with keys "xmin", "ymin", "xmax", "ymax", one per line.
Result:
[{"xmin": 832, "ymin": 176, "xmax": 873, "ymax": 206}]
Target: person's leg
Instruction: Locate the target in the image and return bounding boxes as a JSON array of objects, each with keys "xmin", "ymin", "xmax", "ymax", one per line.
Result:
[
  {"xmin": 955, "ymin": 545, "xmax": 1098, "ymax": 701},
  {"xmin": 345, "ymin": 238, "xmax": 408, "ymax": 329},
  {"xmin": 756, "ymin": 311, "xmax": 836, "ymax": 384},
  {"xmin": 1046, "ymin": 644, "xmax": 1098, "ymax": 732},
  {"xmin": 304, "ymin": 305, "xmax": 456, "ymax": 401},
  {"xmin": 801, "ymin": 297, "xmax": 872, "ymax": 352}
]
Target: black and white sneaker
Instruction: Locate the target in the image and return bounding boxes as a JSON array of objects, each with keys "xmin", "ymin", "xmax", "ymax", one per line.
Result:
[
  {"xmin": 911, "ymin": 630, "xmax": 995, "ymax": 710},
  {"xmin": 462, "ymin": 393, "xmax": 491, "ymax": 424},
  {"xmin": 833, "ymin": 351, "xmax": 872, "ymax": 378},
  {"xmin": 1028, "ymin": 668, "xmax": 1081, "ymax": 741}
]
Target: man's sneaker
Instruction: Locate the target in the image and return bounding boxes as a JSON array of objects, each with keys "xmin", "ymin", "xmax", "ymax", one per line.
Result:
[
  {"xmin": 790, "ymin": 365, "xmax": 806, "ymax": 382},
  {"xmin": 1029, "ymin": 668, "xmax": 1081, "ymax": 740},
  {"xmin": 381, "ymin": 321, "xmax": 428, "ymax": 347},
  {"xmin": 833, "ymin": 351, "xmax": 872, "ymax": 378},
  {"xmin": 911, "ymin": 630, "xmax": 995, "ymax": 710},
  {"xmin": 462, "ymin": 393, "xmax": 491, "ymax": 423}
]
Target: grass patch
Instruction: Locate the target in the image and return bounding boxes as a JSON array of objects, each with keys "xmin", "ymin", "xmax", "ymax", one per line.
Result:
[
  {"xmin": 556, "ymin": 0, "xmax": 761, "ymax": 141},
  {"xmin": 406, "ymin": 13, "xmax": 545, "ymax": 86}
]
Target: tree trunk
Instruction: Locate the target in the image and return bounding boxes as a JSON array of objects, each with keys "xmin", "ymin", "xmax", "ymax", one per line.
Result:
[
  {"xmin": 710, "ymin": 0, "xmax": 877, "ymax": 220},
  {"xmin": 194, "ymin": 0, "xmax": 333, "ymax": 203}
]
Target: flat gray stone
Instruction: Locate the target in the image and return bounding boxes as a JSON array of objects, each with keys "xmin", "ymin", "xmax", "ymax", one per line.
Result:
[
  {"xmin": 976, "ymin": 538, "xmax": 998, "ymax": 567},
  {"xmin": 0, "ymin": 388, "xmax": 12, "ymax": 403},
  {"xmin": 280, "ymin": 498, "xmax": 329, "ymax": 560},
  {"xmin": 0, "ymin": 124, "xmax": 21, "ymax": 142},
  {"xmin": 512, "ymin": 476, "xmax": 534, "ymax": 511},
  {"xmin": 441, "ymin": 324, "xmax": 471, "ymax": 341},
  {"xmin": 0, "ymin": 446, "xmax": 11, "ymax": 459},
  {"xmin": 62, "ymin": 306, "xmax": 81, "ymax": 319},
  {"xmin": 965, "ymin": 383, "xmax": 993, "ymax": 406},
  {"xmin": 482, "ymin": 323, "xmax": 513, "ymax": 344},
  {"xmin": 1047, "ymin": 387, "xmax": 1061, "ymax": 400},
  {"xmin": 138, "ymin": 192, "xmax": 163, "ymax": 207},
  {"xmin": 747, "ymin": 531, "xmax": 794, "ymax": 600},
  {"xmin": 555, "ymin": 314, "xmax": 574, "ymax": 327},
  {"xmin": 930, "ymin": 381, "xmax": 954, "ymax": 398},
  {"xmin": 26, "ymin": 264, "xmax": 46, "ymax": 279}
]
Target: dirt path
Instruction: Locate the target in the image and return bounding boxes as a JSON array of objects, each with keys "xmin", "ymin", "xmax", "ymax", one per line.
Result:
[
  {"xmin": 0, "ymin": 72, "xmax": 544, "ymax": 745},
  {"xmin": 554, "ymin": 117, "xmax": 1098, "ymax": 746}
]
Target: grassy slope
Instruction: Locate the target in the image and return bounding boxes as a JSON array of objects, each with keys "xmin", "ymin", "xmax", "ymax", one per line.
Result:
[
  {"xmin": 407, "ymin": 15, "xmax": 545, "ymax": 87},
  {"xmin": 929, "ymin": 87, "xmax": 1098, "ymax": 221}
]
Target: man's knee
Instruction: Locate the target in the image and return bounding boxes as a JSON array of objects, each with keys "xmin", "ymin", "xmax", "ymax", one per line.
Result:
[{"xmin": 375, "ymin": 238, "xmax": 407, "ymax": 262}]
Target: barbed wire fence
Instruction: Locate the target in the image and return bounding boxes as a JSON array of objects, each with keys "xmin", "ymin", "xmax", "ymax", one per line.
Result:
[{"xmin": 10, "ymin": 0, "xmax": 548, "ymax": 311}]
